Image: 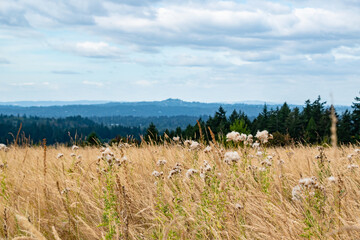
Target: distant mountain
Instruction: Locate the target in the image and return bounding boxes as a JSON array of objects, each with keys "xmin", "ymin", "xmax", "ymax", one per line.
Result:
[
  {"xmin": 0, "ymin": 98, "xmax": 351, "ymax": 119},
  {"xmin": 0, "ymin": 100, "xmax": 109, "ymax": 107}
]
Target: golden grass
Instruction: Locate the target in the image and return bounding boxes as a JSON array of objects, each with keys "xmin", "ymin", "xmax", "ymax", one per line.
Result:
[{"xmin": 0, "ymin": 143, "xmax": 359, "ymax": 239}]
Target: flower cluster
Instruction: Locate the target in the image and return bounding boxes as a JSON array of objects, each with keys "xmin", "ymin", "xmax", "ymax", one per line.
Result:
[
  {"xmin": 168, "ymin": 163, "xmax": 182, "ymax": 179},
  {"xmin": 224, "ymin": 151, "xmax": 241, "ymax": 165},
  {"xmin": 203, "ymin": 145, "xmax": 212, "ymax": 153},
  {"xmin": 292, "ymin": 177, "xmax": 324, "ymax": 201},
  {"xmin": 200, "ymin": 160, "xmax": 212, "ymax": 179},
  {"xmin": 255, "ymin": 130, "xmax": 273, "ymax": 143},
  {"xmin": 186, "ymin": 168, "xmax": 199, "ymax": 178},
  {"xmin": 0, "ymin": 143, "xmax": 9, "ymax": 152},
  {"xmin": 226, "ymin": 131, "xmax": 253, "ymax": 144}
]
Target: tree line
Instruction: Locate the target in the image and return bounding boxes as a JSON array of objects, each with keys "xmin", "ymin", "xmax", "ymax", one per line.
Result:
[
  {"xmin": 0, "ymin": 94, "xmax": 359, "ymax": 146},
  {"xmin": 145, "ymin": 94, "xmax": 360, "ymax": 146}
]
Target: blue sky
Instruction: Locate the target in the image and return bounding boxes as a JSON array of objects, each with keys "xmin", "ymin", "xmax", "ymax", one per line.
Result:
[{"xmin": 0, "ymin": 0, "xmax": 359, "ymax": 105}]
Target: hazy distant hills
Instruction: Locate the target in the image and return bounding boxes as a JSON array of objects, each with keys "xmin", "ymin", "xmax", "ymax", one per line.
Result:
[{"xmin": 0, "ymin": 98, "xmax": 351, "ymax": 118}]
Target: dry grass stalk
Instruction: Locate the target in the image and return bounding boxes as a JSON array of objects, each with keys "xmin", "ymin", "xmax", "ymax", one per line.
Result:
[
  {"xmin": 51, "ymin": 226, "xmax": 62, "ymax": 240},
  {"xmin": 15, "ymin": 214, "xmax": 46, "ymax": 240}
]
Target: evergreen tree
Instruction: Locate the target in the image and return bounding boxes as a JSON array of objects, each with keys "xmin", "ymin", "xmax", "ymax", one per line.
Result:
[
  {"xmin": 145, "ymin": 122, "xmax": 159, "ymax": 142},
  {"xmin": 352, "ymin": 92, "xmax": 360, "ymax": 140},
  {"xmin": 338, "ymin": 110, "xmax": 353, "ymax": 143}
]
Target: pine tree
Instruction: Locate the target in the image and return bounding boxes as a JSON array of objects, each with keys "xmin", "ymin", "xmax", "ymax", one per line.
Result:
[{"xmin": 352, "ymin": 92, "xmax": 360, "ymax": 139}]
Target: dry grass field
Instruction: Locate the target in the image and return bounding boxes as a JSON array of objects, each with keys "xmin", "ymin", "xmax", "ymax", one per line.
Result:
[{"xmin": 0, "ymin": 141, "xmax": 360, "ymax": 239}]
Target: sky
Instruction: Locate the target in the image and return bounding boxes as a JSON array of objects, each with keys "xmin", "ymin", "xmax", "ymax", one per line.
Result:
[{"xmin": 0, "ymin": 0, "xmax": 360, "ymax": 105}]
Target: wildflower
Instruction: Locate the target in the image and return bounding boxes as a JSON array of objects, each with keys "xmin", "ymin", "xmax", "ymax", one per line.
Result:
[
  {"xmin": 224, "ymin": 151, "xmax": 241, "ymax": 165},
  {"xmin": 77, "ymin": 155, "xmax": 82, "ymax": 160},
  {"xmin": 173, "ymin": 136, "xmax": 180, "ymax": 142},
  {"xmin": 292, "ymin": 185, "xmax": 302, "ymax": 201},
  {"xmin": 255, "ymin": 130, "xmax": 270, "ymax": 143},
  {"xmin": 157, "ymin": 159, "xmax": 167, "ymax": 166},
  {"xmin": 72, "ymin": 145, "xmax": 79, "ymax": 151},
  {"xmin": 121, "ymin": 156, "xmax": 129, "ymax": 164},
  {"xmin": 245, "ymin": 134, "xmax": 253, "ymax": 145},
  {"xmin": 299, "ymin": 177, "xmax": 317, "ymax": 187},
  {"xmin": 327, "ymin": 176, "xmax": 337, "ymax": 183},
  {"xmin": 234, "ymin": 203, "xmax": 243, "ymax": 210},
  {"xmin": 252, "ymin": 142, "xmax": 260, "ymax": 149},
  {"xmin": 226, "ymin": 131, "xmax": 241, "ymax": 142},
  {"xmin": 186, "ymin": 169, "xmax": 198, "ymax": 178},
  {"xmin": 259, "ymin": 167, "xmax": 266, "ymax": 172},
  {"xmin": 0, "ymin": 144, "xmax": 9, "ymax": 152},
  {"xmin": 260, "ymin": 158, "xmax": 272, "ymax": 167},
  {"xmin": 355, "ymin": 149, "xmax": 360, "ymax": 154},
  {"xmin": 190, "ymin": 141, "xmax": 200, "ymax": 150},
  {"xmin": 61, "ymin": 188, "xmax": 70, "ymax": 194},
  {"xmin": 184, "ymin": 140, "xmax": 192, "ymax": 146},
  {"xmin": 347, "ymin": 164, "xmax": 359, "ymax": 169},
  {"xmin": 168, "ymin": 163, "xmax": 182, "ymax": 179},
  {"xmin": 201, "ymin": 160, "xmax": 212, "ymax": 172},
  {"xmin": 152, "ymin": 171, "xmax": 163, "ymax": 178},
  {"xmin": 256, "ymin": 151, "xmax": 263, "ymax": 156},
  {"xmin": 347, "ymin": 154, "xmax": 353, "ymax": 161},
  {"xmin": 57, "ymin": 153, "xmax": 64, "ymax": 159},
  {"xmin": 102, "ymin": 148, "xmax": 114, "ymax": 157},
  {"xmin": 278, "ymin": 159, "xmax": 285, "ymax": 165},
  {"xmin": 239, "ymin": 133, "xmax": 247, "ymax": 141},
  {"xmin": 203, "ymin": 145, "xmax": 212, "ymax": 153},
  {"xmin": 246, "ymin": 165, "xmax": 257, "ymax": 171},
  {"xmin": 70, "ymin": 153, "xmax": 76, "ymax": 157}
]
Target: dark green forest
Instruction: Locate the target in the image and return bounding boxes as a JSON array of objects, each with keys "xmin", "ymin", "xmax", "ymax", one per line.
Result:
[{"xmin": 0, "ymin": 94, "xmax": 359, "ymax": 146}]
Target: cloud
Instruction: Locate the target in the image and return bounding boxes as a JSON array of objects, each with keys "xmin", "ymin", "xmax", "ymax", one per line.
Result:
[
  {"xmin": 51, "ymin": 70, "xmax": 80, "ymax": 74},
  {"xmin": 134, "ymin": 80, "xmax": 158, "ymax": 87},
  {"xmin": 10, "ymin": 82, "xmax": 35, "ymax": 86},
  {"xmin": 82, "ymin": 80, "xmax": 104, "ymax": 87},
  {"xmin": 0, "ymin": 58, "xmax": 10, "ymax": 64},
  {"xmin": 53, "ymin": 41, "xmax": 123, "ymax": 58}
]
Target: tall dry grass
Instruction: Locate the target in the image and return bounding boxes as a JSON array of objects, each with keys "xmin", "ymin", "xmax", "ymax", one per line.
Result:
[{"xmin": 0, "ymin": 142, "xmax": 359, "ymax": 239}]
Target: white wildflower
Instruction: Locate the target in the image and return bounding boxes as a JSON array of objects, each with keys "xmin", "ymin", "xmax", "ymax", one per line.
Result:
[
  {"xmin": 347, "ymin": 164, "xmax": 359, "ymax": 169},
  {"xmin": 56, "ymin": 153, "xmax": 64, "ymax": 159},
  {"xmin": 259, "ymin": 167, "xmax": 266, "ymax": 172},
  {"xmin": 292, "ymin": 185, "xmax": 302, "ymax": 201},
  {"xmin": 278, "ymin": 159, "xmax": 285, "ymax": 165},
  {"xmin": 72, "ymin": 145, "xmax": 79, "ymax": 151},
  {"xmin": 152, "ymin": 171, "xmax": 163, "ymax": 178},
  {"xmin": 190, "ymin": 141, "xmax": 200, "ymax": 150},
  {"xmin": 173, "ymin": 136, "xmax": 180, "ymax": 142},
  {"xmin": 226, "ymin": 131, "xmax": 241, "ymax": 142},
  {"xmin": 255, "ymin": 130, "xmax": 270, "ymax": 143},
  {"xmin": 234, "ymin": 203, "xmax": 243, "ymax": 210},
  {"xmin": 184, "ymin": 140, "xmax": 192, "ymax": 146},
  {"xmin": 168, "ymin": 163, "xmax": 182, "ymax": 179},
  {"xmin": 157, "ymin": 159, "xmax": 167, "ymax": 166},
  {"xmin": 256, "ymin": 151, "xmax": 263, "ymax": 156},
  {"xmin": 102, "ymin": 148, "xmax": 114, "ymax": 157},
  {"xmin": 239, "ymin": 133, "xmax": 247, "ymax": 141},
  {"xmin": 61, "ymin": 188, "xmax": 70, "ymax": 194},
  {"xmin": 77, "ymin": 155, "xmax": 82, "ymax": 160},
  {"xmin": 355, "ymin": 148, "xmax": 360, "ymax": 154},
  {"xmin": 203, "ymin": 146, "xmax": 212, "ymax": 153},
  {"xmin": 252, "ymin": 142, "xmax": 260, "ymax": 149},
  {"xmin": 299, "ymin": 177, "xmax": 317, "ymax": 187},
  {"xmin": 0, "ymin": 144, "xmax": 9, "ymax": 152},
  {"xmin": 327, "ymin": 176, "xmax": 337, "ymax": 183},
  {"xmin": 186, "ymin": 169, "xmax": 198, "ymax": 178},
  {"xmin": 224, "ymin": 151, "xmax": 241, "ymax": 165},
  {"xmin": 70, "ymin": 153, "xmax": 76, "ymax": 157},
  {"xmin": 347, "ymin": 154, "xmax": 353, "ymax": 161}
]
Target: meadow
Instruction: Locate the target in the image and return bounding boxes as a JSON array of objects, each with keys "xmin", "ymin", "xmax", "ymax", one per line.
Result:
[{"xmin": 0, "ymin": 137, "xmax": 360, "ymax": 239}]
